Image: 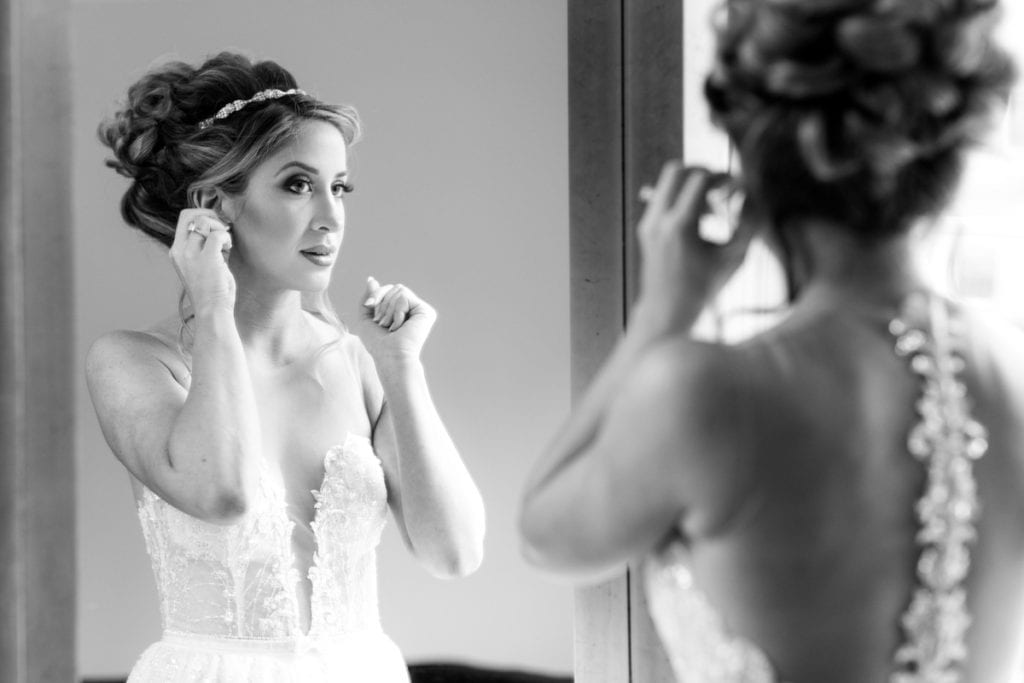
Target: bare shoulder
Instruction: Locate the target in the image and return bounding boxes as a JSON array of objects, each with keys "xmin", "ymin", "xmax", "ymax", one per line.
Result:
[
  {"xmin": 85, "ymin": 318, "xmax": 187, "ymax": 390},
  {"xmin": 619, "ymin": 337, "xmax": 766, "ymax": 536},
  {"xmin": 632, "ymin": 335, "xmax": 768, "ymax": 433}
]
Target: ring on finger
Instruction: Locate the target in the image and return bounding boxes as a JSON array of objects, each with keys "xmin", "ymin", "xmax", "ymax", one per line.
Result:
[{"xmin": 187, "ymin": 220, "xmax": 198, "ymax": 234}]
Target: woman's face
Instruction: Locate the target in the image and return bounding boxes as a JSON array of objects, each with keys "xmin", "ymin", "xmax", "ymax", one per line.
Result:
[{"xmin": 223, "ymin": 119, "xmax": 351, "ymax": 292}]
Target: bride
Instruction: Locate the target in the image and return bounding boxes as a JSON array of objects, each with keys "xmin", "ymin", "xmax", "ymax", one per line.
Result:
[
  {"xmin": 86, "ymin": 52, "xmax": 485, "ymax": 682},
  {"xmin": 521, "ymin": 1, "xmax": 1024, "ymax": 681}
]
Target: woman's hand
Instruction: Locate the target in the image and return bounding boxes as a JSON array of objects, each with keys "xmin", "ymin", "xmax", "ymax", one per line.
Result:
[
  {"xmin": 169, "ymin": 209, "xmax": 235, "ymax": 315},
  {"xmin": 357, "ymin": 276, "xmax": 437, "ymax": 364},
  {"xmin": 632, "ymin": 161, "xmax": 756, "ymax": 338}
]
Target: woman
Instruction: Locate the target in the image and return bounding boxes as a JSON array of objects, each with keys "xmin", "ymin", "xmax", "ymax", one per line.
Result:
[
  {"xmin": 520, "ymin": 1, "xmax": 1024, "ymax": 681},
  {"xmin": 86, "ymin": 52, "xmax": 485, "ymax": 682}
]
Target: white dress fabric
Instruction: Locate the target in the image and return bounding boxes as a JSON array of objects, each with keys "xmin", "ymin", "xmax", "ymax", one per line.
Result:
[
  {"xmin": 127, "ymin": 433, "xmax": 409, "ymax": 682},
  {"xmin": 643, "ymin": 295, "xmax": 987, "ymax": 683}
]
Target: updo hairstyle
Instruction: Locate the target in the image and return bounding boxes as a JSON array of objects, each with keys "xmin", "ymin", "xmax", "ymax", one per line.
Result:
[
  {"xmin": 706, "ymin": 0, "xmax": 1017, "ymax": 240},
  {"xmin": 98, "ymin": 51, "xmax": 361, "ymax": 247}
]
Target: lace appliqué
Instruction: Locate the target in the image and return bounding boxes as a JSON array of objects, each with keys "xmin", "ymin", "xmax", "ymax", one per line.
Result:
[
  {"xmin": 136, "ymin": 457, "xmax": 299, "ymax": 638},
  {"xmin": 306, "ymin": 434, "xmax": 388, "ymax": 639},
  {"xmin": 134, "ymin": 433, "xmax": 388, "ymax": 643},
  {"xmin": 889, "ymin": 297, "xmax": 987, "ymax": 683},
  {"xmin": 644, "ymin": 542, "xmax": 779, "ymax": 683}
]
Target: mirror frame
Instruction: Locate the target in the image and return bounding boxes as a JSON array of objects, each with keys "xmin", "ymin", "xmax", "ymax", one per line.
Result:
[{"xmin": 568, "ymin": 0, "xmax": 682, "ymax": 681}]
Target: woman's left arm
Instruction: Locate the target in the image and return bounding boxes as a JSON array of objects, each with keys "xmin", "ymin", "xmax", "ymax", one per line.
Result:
[{"xmin": 358, "ymin": 277, "xmax": 485, "ymax": 579}]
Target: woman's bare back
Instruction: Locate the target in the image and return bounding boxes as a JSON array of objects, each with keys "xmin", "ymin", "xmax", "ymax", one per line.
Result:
[{"xmin": 669, "ymin": 298, "xmax": 1024, "ymax": 682}]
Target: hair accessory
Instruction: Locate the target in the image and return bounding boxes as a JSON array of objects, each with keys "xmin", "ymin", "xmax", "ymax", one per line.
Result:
[{"xmin": 198, "ymin": 88, "xmax": 306, "ymax": 130}]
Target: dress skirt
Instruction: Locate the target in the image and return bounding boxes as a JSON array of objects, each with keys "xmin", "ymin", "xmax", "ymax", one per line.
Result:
[{"xmin": 127, "ymin": 630, "xmax": 410, "ymax": 683}]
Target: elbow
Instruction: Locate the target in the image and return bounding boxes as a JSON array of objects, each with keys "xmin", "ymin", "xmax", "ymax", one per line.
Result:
[
  {"xmin": 518, "ymin": 501, "xmax": 551, "ymax": 568},
  {"xmin": 517, "ymin": 501, "xmax": 577, "ymax": 575},
  {"xmin": 429, "ymin": 549, "xmax": 483, "ymax": 579},
  {"xmin": 419, "ymin": 526, "xmax": 485, "ymax": 579},
  {"xmin": 164, "ymin": 441, "xmax": 252, "ymax": 525},
  {"xmin": 200, "ymin": 489, "xmax": 249, "ymax": 525},
  {"xmin": 432, "ymin": 530, "xmax": 485, "ymax": 578}
]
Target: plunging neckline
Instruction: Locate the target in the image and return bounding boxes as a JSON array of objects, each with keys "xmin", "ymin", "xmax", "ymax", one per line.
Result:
[
  {"xmin": 135, "ymin": 430, "xmax": 387, "ymax": 642},
  {"xmin": 266, "ymin": 431, "xmax": 384, "ymax": 640}
]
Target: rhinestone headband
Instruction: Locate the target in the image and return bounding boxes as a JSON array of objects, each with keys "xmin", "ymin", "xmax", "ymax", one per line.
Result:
[{"xmin": 198, "ymin": 88, "xmax": 306, "ymax": 130}]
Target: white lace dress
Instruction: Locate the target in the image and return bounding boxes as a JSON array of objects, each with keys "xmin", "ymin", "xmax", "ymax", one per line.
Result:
[
  {"xmin": 643, "ymin": 295, "xmax": 988, "ymax": 683},
  {"xmin": 127, "ymin": 433, "xmax": 409, "ymax": 682}
]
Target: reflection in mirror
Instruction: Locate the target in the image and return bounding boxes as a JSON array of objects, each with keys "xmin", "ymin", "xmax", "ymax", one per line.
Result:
[
  {"xmin": 530, "ymin": 0, "xmax": 1024, "ymax": 681},
  {"xmin": 73, "ymin": 1, "xmax": 571, "ymax": 680}
]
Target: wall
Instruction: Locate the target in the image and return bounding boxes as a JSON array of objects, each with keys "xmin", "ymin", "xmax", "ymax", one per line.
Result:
[{"xmin": 72, "ymin": 0, "xmax": 571, "ymax": 677}]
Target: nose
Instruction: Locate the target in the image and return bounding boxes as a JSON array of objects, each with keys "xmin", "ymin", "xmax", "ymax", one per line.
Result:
[{"xmin": 313, "ymin": 191, "xmax": 344, "ymax": 233}]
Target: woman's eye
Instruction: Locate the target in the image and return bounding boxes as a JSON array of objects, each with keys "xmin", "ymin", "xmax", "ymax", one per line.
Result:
[
  {"xmin": 286, "ymin": 177, "xmax": 313, "ymax": 194},
  {"xmin": 333, "ymin": 181, "xmax": 355, "ymax": 197}
]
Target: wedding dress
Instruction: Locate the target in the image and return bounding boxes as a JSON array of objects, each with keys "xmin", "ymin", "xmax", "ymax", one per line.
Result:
[
  {"xmin": 127, "ymin": 432, "xmax": 409, "ymax": 682},
  {"xmin": 644, "ymin": 295, "xmax": 988, "ymax": 683}
]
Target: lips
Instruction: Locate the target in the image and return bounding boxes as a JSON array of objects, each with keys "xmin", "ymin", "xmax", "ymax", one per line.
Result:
[
  {"xmin": 300, "ymin": 243, "xmax": 337, "ymax": 267},
  {"xmin": 300, "ymin": 244, "xmax": 336, "ymax": 257}
]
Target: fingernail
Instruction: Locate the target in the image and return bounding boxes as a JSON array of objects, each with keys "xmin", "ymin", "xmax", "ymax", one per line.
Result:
[{"xmin": 363, "ymin": 297, "xmax": 375, "ymax": 306}]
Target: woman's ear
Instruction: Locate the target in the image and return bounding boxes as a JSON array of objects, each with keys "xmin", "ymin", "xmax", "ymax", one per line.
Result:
[
  {"xmin": 193, "ymin": 186, "xmax": 220, "ymax": 211},
  {"xmin": 194, "ymin": 187, "xmax": 238, "ymax": 225}
]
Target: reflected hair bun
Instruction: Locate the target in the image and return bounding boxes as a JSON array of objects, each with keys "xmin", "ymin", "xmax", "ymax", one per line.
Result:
[{"xmin": 706, "ymin": 0, "xmax": 1016, "ymax": 237}]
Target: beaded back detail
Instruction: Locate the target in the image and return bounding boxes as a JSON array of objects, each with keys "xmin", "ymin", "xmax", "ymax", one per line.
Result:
[{"xmin": 889, "ymin": 295, "xmax": 988, "ymax": 683}]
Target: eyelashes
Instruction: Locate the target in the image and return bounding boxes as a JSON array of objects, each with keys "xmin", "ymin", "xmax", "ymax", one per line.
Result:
[{"xmin": 285, "ymin": 176, "xmax": 354, "ymax": 197}]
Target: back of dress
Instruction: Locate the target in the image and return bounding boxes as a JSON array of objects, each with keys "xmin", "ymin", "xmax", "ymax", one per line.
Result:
[{"xmin": 644, "ymin": 294, "xmax": 1024, "ymax": 683}]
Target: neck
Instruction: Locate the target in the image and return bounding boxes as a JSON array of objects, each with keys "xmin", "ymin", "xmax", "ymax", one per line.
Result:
[
  {"xmin": 782, "ymin": 219, "xmax": 930, "ymax": 317},
  {"xmin": 231, "ymin": 284, "xmax": 315, "ymax": 366}
]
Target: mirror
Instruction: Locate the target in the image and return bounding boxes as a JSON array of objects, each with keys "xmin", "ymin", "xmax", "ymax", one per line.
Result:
[{"xmin": 72, "ymin": 0, "xmax": 572, "ymax": 678}]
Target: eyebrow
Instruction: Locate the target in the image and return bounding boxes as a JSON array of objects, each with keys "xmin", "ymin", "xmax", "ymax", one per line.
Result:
[{"xmin": 274, "ymin": 161, "xmax": 348, "ymax": 178}]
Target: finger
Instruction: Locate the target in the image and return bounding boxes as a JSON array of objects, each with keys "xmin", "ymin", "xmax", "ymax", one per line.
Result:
[
  {"xmin": 382, "ymin": 288, "xmax": 411, "ymax": 329},
  {"xmin": 200, "ymin": 230, "xmax": 232, "ymax": 262},
  {"xmin": 173, "ymin": 209, "xmax": 203, "ymax": 249},
  {"xmin": 174, "ymin": 209, "xmax": 224, "ymax": 244},
  {"xmin": 667, "ymin": 167, "xmax": 714, "ymax": 216},
  {"xmin": 637, "ymin": 162, "xmax": 693, "ymax": 242},
  {"xmin": 372, "ymin": 284, "xmax": 395, "ymax": 321},
  {"xmin": 665, "ymin": 169, "xmax": 719, "ymax": 240},
  {"xmin": 375, "ymin": 284, "xmax": 403, "ymax": 322},
  {"xmin": 379, "ymin": 291, "xmax": 403, "ymax": 328},
  {"xmin": 698, "ymin": 175, "xmax": 743, "ymax": 244},
  {"xmin": 181, "ymin": 213, "xmax": 230, "ymax": 260},
  {"xmin": 647, "ymin": 159, "xmax": 688, "ymax": 209},
  {"xmin": 363, "ymin": 276, "xmax": 380, "ymax": 307},
  {"xmin": 389, "ymin": 297, "xmax": 411, "ymax": 331}
]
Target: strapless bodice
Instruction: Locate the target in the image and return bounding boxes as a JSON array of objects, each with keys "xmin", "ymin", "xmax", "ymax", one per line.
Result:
[{"xmin": 135, "ymin": 432, "xmax": 388, "ymax": 645}]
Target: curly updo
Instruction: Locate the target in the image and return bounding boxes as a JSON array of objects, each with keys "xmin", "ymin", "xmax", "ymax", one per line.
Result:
[
  {"xmin": 706, "ymin": 0, "xmax": 1016, "ymax": 239},
  {"xmin": 98, "ymin": 52, "xmax": 361, "ymax": 247}
]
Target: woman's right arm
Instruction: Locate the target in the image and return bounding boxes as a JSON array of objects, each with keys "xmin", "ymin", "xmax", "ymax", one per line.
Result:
[{"xmin": 85, "ymin": 210, "xmax": 261, "ymax": 524}]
